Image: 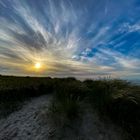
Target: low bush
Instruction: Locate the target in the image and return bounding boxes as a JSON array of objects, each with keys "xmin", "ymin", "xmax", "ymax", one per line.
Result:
[{"xmin": 84, "ymin": 79, "xmax": 140, "ymax": 140}]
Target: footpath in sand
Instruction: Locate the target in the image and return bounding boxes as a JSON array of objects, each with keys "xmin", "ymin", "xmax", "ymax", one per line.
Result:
[{"xmin": 0, "ymin": 95, "xmax": 126, "ymax": 140}]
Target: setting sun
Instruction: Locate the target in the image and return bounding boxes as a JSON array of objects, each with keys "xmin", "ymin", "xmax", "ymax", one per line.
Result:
[{"xmin": 34, "ymin": 63, "xmax": 41, "ymax": 69}]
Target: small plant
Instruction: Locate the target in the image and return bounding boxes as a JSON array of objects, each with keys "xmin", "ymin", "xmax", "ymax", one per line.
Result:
[{"xmin": 48, "ymin": 93, "xmax": 80, "ymax": 122}]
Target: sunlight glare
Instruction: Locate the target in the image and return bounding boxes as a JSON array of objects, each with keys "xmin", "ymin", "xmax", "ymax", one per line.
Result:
[{"xmin": 35, "ymin": 62, "xmax": 41, "ymax": 69}]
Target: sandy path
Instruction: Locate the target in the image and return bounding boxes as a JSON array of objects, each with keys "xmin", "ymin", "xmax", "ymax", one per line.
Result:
[
  {"xmin": 0, "ymin": 95, "xmax": 126, "ymax": 140},
  {"xmin": 0, "ymin": 95, "xmax": 52, "ymax": 140}
]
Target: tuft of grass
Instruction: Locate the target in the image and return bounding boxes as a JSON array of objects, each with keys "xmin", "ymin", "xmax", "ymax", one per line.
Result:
[
  {"xmin": 0, "ymin": 101, "xmax": 22, "ymax": 119},
  {"xmin": 84, "ymin": 79, "xmax": 140, "ymax": 140}
]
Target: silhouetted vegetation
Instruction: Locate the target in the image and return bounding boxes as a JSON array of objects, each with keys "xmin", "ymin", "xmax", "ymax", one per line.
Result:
[
  {"xmin": 0, "ymin": 75, "xmax": 140, "ymax": 140},
  {"xmin": 84, "ymin": 79, "xmax": 140, "ymax": 140},
  {"xmin": 0, "ymin": 76, "xmax": 53, "ymax": 117}
]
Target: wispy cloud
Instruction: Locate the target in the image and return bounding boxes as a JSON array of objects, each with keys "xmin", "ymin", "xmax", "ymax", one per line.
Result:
[{"xmin": 0, "ymin": 0, "xmax": 140, "ymax": 79}]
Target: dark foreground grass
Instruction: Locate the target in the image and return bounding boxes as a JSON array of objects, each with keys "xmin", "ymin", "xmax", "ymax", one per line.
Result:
[
  {"xmin": 0, "ymin": 76, "xmax": 54, "ymax": 117},
  {"xmin": 0, "ymin": 75, "xmax": 140, "ymax": 140},
  {"xmin": 84, "ymin": 79, "xmax": 140, "ymax": 140}
]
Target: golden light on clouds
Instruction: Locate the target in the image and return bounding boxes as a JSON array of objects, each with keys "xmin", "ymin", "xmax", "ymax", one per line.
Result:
[
  {"xmin": 34, "ymin": 62, "xmax": 41, "ymax": 69},
  {"xmin": 24, "ymin": 60, "xmax": 47, "ymax": 74},
  {"xmin": 32, "ymin": 62, "xmax": 46, "ymax": 73}
]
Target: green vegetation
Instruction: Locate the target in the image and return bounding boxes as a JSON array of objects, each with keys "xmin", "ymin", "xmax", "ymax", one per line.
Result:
[
  {"xmin": 0, "ymin": 76, "xmax": 53, "ymax": 117},
  {"xmin": 84, "ymin": 79, "xmax": 140, "ymax": 140},
  {"xmin": 0, "ymin": 75, "xmax": 140, "ymax": 140}
]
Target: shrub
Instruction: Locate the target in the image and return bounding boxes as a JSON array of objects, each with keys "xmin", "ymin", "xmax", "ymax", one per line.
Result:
[{"xmin": 84, "ymin": 79, "xmax": 140, "ymax": 140}]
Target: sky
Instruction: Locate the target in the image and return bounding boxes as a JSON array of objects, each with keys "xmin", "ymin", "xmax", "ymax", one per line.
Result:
[{"xmin": 0, "ymin": 0, "xmax": 140, "ymax": 79}]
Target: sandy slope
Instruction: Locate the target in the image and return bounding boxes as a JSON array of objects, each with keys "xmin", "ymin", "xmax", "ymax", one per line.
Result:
[{"xmin": 0, "ymin": 95, "xmax": 126, "ymax": 140}]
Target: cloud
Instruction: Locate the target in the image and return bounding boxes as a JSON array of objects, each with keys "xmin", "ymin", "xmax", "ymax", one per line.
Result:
[
  {"xmin": 98, "ymin": 48, "xmax": 140, "ymax": 71},
  {"xmin": 0, "ymin": 0, "xmax": 140, "ymax": 79},
  {"xmin": 119, "ymin": 22, "xmax": 140, "ymax": 33}
]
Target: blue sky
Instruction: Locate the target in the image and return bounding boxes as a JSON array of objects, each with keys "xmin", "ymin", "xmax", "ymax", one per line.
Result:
[{"xmin": 0, "ymin": 0, "xmax": 140, "ymax": 79}]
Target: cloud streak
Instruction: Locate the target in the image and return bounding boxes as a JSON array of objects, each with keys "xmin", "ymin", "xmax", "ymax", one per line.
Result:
[{"xmin": 0, "ymin": 0, "xmax": 140, "ymax": 79}]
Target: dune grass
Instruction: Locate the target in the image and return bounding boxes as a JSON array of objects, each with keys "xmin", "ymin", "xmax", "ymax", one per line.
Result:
[
  {"xmin": 84, "ymin": 79, "xmax": 140, "ymax": 140},
  {"xmin": 0, "ymin": 76, "xmax": 53, "ymax": 117},
  {"xmin": 0, "ymin": 75, "xmax": 140, "ymax": 139}
]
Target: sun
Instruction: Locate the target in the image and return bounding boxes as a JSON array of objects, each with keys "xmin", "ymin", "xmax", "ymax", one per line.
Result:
[{"xmin": 34, "ymin": 62, "xmax": 41, "ymax": 69}]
